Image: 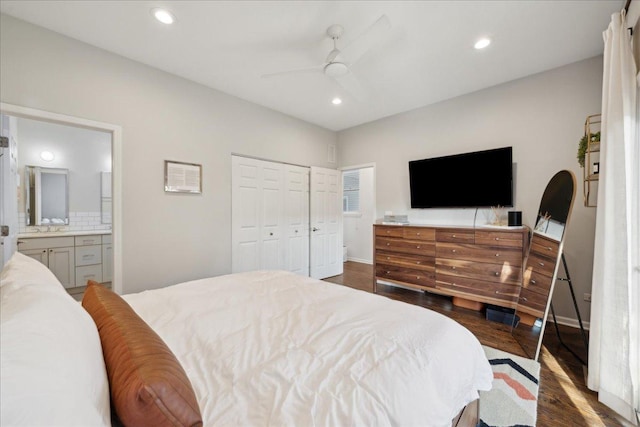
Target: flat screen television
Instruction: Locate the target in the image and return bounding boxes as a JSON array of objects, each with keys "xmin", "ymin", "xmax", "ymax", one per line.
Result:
[{"xmin": 409, "ymin": 146, "xmax": 513, "ymax": 208}]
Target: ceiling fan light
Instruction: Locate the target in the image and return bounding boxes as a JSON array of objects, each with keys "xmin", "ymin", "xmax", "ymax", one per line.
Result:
[
  {"xmin": 332, "ymin": 98, "xmax": 342, "ymax": 105},
  {"xmin": 324, "ymin": 62, "xmax": 349, "ymax": 77},
  {"xmin": 474, "ymin": 38, "xmax": 491, "ymax": 50},
  {"xmin": 151, "ymin": 8, "xmax": 175, "ymax": 25}
]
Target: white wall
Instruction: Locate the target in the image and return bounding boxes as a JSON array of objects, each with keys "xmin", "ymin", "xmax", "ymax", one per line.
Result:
[
  {"xmin": 343, "ymin": 166, "xmax": 375, "ymax": 263},
  {"xmin": 338, "ymin": 57, "xmax": 603, "ymax": 323},
  {"xmin": 0, "ymin": 14, "xmax": 337, "ymax": 294},
  {"xmin": 16, "ymin": 117, "xmax": 111, "ymax": 214}
]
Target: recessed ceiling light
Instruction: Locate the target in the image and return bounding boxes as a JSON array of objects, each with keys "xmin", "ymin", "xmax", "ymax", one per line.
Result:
[
  {"xmin": 151, "ymin": 8, "xmax": 175, "ymax": 25},
  {"xmin": 332, "ymin": 98, "xmax": 342, "ymax": 105},
  {"xmin": 40, "ymin": 151, "xmax": 54, "ymax": 162},
  {"xmin": 474, "ymin": 38, "xmax": 491, "ymax": 50}
]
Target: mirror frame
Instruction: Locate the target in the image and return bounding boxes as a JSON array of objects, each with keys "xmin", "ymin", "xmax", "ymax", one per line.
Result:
[
  {"xmin": 512, "ymin": 170, "xmax": 576, "ymax": 360},
  {"xmin": 25, "ymin": 165, "xmax": 70, "ymax": 226}
]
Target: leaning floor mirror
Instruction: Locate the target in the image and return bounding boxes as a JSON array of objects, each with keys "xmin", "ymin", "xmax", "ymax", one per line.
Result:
[{"xmin": 512, "ymin": 170, "xmax": 576, "ymax": 361}]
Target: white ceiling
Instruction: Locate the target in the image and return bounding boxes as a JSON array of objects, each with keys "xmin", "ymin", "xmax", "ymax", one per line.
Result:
[{"xmin": 0, "ymin": 1, "xmax": 622, "ymax": 131}]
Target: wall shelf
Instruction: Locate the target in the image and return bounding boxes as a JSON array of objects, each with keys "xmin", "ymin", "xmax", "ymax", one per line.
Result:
[{"xmin": 583, "ymin": 114, "xmax": 601, "ymax": 207}]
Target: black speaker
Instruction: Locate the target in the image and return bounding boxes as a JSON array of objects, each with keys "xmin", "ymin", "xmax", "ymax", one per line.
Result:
[{"xmin": 508, "ymin": 211, "xmax": 522, "ymax": 226}]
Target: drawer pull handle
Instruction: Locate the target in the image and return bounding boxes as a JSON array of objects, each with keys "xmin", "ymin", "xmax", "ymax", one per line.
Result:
[
  {"xmin": 84, "ymin": 275, "xmax": 96, "ymax": 279},
  {"xmin": 386, "ymin": 271, "xmax": 390, "ymax": 274},
  {"xmin": 495, "ymin": 237, "xmax": 500, "ymax": 241},
  {"xmin": 452, "ymin": 249, "xmax": 456, "ymax": 253},
  {"xmin": 531, "ymin": 279, "xmax": 537, "ymax": 284},
  {"xmin": 539, "ymin": 262, "xmax": 545, "ymax": 267},
  {"xmin": 546, "ymin": 246, "xmax": 552, "ymax": 251},
  {"xmin": 416, "ymin": 276, "xmax": 421, "ymax": 280},
  {"xmin": 417, "ymin": 232, "xmax": 421, "ymax": 236},
  {"xmin": 82, "ymin": 240, "xmax": 93, "ymax": 244},
  {"xmin": 417, "ymin": 245, "xmax": 421, "ymax": 249},
  {"xmin": 495, "ymin": 253, "xmax": 500, "ymax": 257},
  {"xmin": 521, "ymin": 297, "xmax": 528, "ymax": 302},
  {"xmin": 82, "ymin": 255, "xmax": 94, "ymax": 259},
  {"xmin": 43, "ymin": 250, "xmax": 47, "ymax": 253},
  {"xmin": 494, "ymin": 272, "xmax": 500, "ymax": 276},
  {"xmin": 386, "ymin": 243, "xmax": 390, "ymax": 246},
  {"xmin": 386, "ymin": 257, "xmax": 390, "ymax": 260},
  {"xmin": 451, "ymin": 266, "xmax": 456, "ymax": 270},
  {"xmin": 386, "ymin": 230, "xmax": 391, "ymax": 234},
  {"xmin": 452, "ymin": 234, "xmax": 457, "ymax": 238},
  {"xmin": 416, "ymin": 261, "xmax": 421, "ymax": 265}
]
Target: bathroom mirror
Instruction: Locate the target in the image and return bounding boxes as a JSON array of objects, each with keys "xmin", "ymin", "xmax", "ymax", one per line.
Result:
[
  {"xmin": 25, "ymin": 166, "xmax": 70, "ymax": 226},
  {"xmin": 512, "ymin": 170, "xmax": 576, "ymax": 360}
]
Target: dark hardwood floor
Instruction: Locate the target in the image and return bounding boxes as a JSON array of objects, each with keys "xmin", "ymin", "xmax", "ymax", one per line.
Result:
[{"xmin": 324, "ymin": 261, "xmax": 630, "ymax": 427}]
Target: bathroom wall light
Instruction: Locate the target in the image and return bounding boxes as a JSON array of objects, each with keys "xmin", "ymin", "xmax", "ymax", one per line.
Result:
[
  {"xmin": 151, "ymin": 8, "xmax": 176, "ymax": 25},
  {"xmin": 474, "ymin": 38, "xmax": 491, "ymax": 50},
  {"xmin": 40, "ymin": 151, "xmax": 55, "ymax": 162}
]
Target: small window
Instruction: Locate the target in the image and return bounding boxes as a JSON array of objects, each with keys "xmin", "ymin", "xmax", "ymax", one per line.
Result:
[{"xmin": 343, "ymin": 170, "xmax": 360, "ymax": 213}]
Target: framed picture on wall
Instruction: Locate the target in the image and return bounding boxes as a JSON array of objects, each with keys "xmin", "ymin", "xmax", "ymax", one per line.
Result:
[{"xmin": 164, "ymin": 160, "xmax": 202, "ymax": 194}]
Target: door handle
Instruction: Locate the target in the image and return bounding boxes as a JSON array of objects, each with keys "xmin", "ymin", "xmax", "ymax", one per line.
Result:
[{"xmin": 312, "ymin": 227, "xmax": 320, "ymax": 232}]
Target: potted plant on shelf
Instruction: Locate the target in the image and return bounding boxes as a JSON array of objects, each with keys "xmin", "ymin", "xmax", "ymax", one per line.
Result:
[{"xmin": 577, "ymin": 131, "xmax": 600, "ymax": 168}]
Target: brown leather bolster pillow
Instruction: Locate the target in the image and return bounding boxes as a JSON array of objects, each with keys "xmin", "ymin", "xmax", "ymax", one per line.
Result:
[{"xmin": 82, "ymin": 281, "xmax": 203, "ymax": 427}]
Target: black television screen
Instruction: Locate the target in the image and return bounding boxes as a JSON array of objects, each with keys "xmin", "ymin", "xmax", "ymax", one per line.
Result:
[{"xmin": 409, "ymin": 147, "xmax": 513, "ymax": 208}]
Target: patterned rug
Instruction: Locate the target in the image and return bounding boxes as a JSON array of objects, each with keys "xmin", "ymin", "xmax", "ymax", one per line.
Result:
[{"xmin": 479, "ymin": 346, "xmax": 541, "ymax": 427}]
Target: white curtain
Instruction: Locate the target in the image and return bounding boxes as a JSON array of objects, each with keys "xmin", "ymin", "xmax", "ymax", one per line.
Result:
[{"xmin": 588, "ymin": 10, "xmax": 640, "ymax": 425}]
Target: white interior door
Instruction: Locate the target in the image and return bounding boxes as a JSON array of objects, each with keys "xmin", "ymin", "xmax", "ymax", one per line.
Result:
[
  {"xmin": 284, "ymin": 164, "xmax": 309, "ymax": 276},
  {"xmin": 232, "ymin": 156, "xmax": 287, "ymax": 273},
  {"xmin": 0, "ymin": 114, "xmax": 18, "ymax": 269},
  {"xmin": 310, "ymin": 166, "xmax": 343, "ymax": 279}
]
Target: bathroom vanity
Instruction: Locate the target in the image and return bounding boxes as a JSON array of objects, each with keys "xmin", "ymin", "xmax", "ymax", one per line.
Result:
[{"xmin": 17, "ymin": 231, "xmax": 112, "ymax": 297}]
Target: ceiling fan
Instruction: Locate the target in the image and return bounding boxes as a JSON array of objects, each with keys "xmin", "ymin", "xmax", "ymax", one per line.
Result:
[{"xmin": 261, "ymin": 15, "xmax": 392, "ymax": 99}]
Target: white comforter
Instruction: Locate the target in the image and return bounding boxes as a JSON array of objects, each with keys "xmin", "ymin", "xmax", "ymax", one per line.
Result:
[{"xmin": 124, "ymin": 270, "xmax": 492, "ymax": 427}]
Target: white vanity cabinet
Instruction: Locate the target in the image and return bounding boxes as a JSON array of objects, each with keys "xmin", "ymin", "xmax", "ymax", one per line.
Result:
[
  {"xmin": 18, "ymin": 237, "xmax": 76, "ymax": 288},
  {"xmin": 102, "ymin": 234, "xmax": 113, "ymax": 283},
  {"xmin": 18, "ymin": 233, "xmax": 112, "ymax": 289},
  {"xmin": 74, "ymin": 235, "xmax": 103, "ymax": 287}
]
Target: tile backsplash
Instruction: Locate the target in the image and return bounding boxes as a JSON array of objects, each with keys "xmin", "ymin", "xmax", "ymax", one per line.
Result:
[{"xmin": 18, "ymin": 211, "xmax": 112, "ymax": 234}]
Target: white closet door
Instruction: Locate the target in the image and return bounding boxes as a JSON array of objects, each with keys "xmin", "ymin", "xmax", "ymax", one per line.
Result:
[
  {"xmin": 284, "ymin": 165, "xmax": 310, "ymax": 276},
  {"xmin": 232, "ymin": 156, "xmax": 262, "ymax": 273},
  {"xmin": 232, "ymin": 156, "xmax": 309, "ymax": 274},
  {"xmin": 310, "ymin": 167, "xmax": 343, "ymax": 279}
]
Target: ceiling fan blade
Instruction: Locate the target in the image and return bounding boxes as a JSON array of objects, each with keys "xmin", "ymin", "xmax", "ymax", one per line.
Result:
[
  {"xmin": 261, "ymin": 65, "xmax": 323, "ymax": 79},
  {"xmin": 332, "ymin": 71, "xmax": 366, "ymax": 102},
  {"xmin": 341, "ymin": 14, "xmax": 391, "ymax": 66}
]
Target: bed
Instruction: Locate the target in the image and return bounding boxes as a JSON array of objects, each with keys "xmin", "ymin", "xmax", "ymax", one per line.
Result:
[{"xmin": 1, "ymin": 253, "xmax": 492, "ymax": 427}]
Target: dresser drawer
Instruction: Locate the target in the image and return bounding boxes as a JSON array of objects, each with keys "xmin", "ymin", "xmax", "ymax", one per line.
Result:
[
  {"xmin": 376, "ymin": 265, "xmax": 435, "ymax": 288},
  {"xmin": 530, "ymin": 235, "xmax": 560, "ymax": 260},
  {"xmin": 475, "ymin": 230, "xmax": 524, "ymax": 248},
  {"xmin": 75, "ymin": 245, "xmax": 102, "ymax": 266},
  {"xmin": 435, "ymin": 274, "xmax": 520, "ymax": 306},
  {"xmin": 375, "ymin": 226, "xmax": 404, "ymax": 238},
  {"xmin": 376, "ymin": 250, "xmax": 434, "ymax": 272},
  {"xmin": 436, "ymin": 229, "xmax": 475, "ymax": 243},
  {"xmin": 436, "ymin": 243, "xmax": 523, "ymax": 266},
  {"xmin": 436, "ymin": 258, "xmax": 521, "ymax": 286},
  {"xmin": 75, "ymin": 235, "xmax": 103, "ymax": 246},
  {"xmin": 522, "ymin": 266, "xmax": 554, "ymax": 294},
  {"xmin": 403, "ymin": 227, "xmax": 435, "ymax": 241},
  {"xmin": 517, "ymin": 288, "xmax": 550, "ymax": 318},
  {"xmin": 75, "ymin": 264, "xmax": 103, "ymax": 287},
  {"xmin": 526, "ymin": 252, "xmax": 557, "ymax": 277},
  {"xmin": 376, "ymin": 237, "xmax": 435, "ymax": 256}
]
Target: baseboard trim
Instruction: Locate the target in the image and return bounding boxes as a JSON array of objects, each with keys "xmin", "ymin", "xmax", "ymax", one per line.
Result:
[
  {"xmin": 547, "ymin": 314, "xmax": 591, "ymax": 331},
  {"xmin": 346, "ymin": 257, "xmax": 372, "ymax": 265}
]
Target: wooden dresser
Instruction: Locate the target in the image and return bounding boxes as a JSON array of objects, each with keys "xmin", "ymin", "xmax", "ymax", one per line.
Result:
[{"xmin": 374, "ymin": 224, "xmax": 530, "ymax": 309}]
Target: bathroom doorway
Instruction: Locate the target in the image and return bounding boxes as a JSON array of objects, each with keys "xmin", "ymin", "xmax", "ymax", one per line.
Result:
[{"xmin": 341, "ymin": 164, "xmax": 375, "ymax": 264}]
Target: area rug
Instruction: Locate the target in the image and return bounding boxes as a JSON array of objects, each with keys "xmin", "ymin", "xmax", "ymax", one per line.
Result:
[{"xmin": 479, "ymin": 346, "xmax": 541, "ymax": 427}]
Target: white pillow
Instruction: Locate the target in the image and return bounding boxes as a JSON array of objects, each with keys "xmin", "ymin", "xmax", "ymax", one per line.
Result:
[
  {"xmin": 0, "ymin": 252, "xmax": 111, "ymax": 426},
  {"xmin": 0, "ymin": 251, "xmax": 64, "ymax": 291}
]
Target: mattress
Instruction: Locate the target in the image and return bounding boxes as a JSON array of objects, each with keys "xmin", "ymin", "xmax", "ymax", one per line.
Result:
[{"xmin": 124, "ymin": 270, "xmax": 492, "ymax": 426}]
